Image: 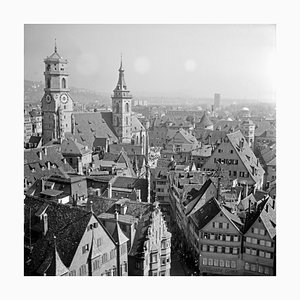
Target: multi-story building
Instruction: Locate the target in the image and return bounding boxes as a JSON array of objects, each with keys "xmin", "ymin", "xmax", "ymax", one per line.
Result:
[
  {"xmin": 24, "ymin": 145, "xmax": 75, "ymax": 191},
  {"xmin": 24, "ymin": 196, "xmax": 128, "ymax": 276},
  {"xmin": 242, "ymin": 196, "xmax": 276, "ymax": 275},
  {"xmin": 41, "ymin": 44, "xmax": 74, "ymax": 145},
  {"xmin": 61, "ymin": 138, "xmax": 92, "ymax": 174},
  {"xmin": 24, "ymin": 110, "xmax": 33, "ymax": 144},
  {"xmin": 240, "ymin": 119, "xmax": 255, "ymax": 148},
  {"xmin": 189, "ymin": 198, "xmax": 244, "ymax": 275},
  {"xmin": 202, "ymin": 130, "xmax": 265, "ymax": 190},
  {"xmin": 88, "ymin": 196, "xmax": 172, "ymax": 276}
]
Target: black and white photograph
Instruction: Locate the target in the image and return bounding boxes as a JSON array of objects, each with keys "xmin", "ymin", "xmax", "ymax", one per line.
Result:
[{"xmin": 23, "ymin": 24, "xmax": 276, "ymax": 277}]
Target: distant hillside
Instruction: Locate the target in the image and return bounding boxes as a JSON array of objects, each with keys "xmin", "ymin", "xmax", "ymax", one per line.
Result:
[{"xmin": 24, "ymin": 80, "xmax": 111, "ymax": 105}]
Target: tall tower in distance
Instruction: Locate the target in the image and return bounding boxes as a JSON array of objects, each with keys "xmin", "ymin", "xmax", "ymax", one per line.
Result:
[
  {"xmin": 111, "ymin": 56, "xmax": 132, "ymax": 144},
  {"xmin": 214, "ymin": 93, "xmax": 221, "ymax": 111},
  {"xmin": 41, "ymin": 41, "xmax": 73, "ymax": 145}
]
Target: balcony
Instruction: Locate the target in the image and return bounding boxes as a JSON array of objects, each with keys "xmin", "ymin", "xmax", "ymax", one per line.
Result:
[{"xmin": 161, "ymin": 247, "xmax": 171, "ymax": 256}]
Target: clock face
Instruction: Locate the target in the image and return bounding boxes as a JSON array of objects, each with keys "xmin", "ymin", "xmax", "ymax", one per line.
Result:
[
  {"xmin": 45, "ymin": 94, "xmax": 52, "ymax": 103},
  {"xmin": 60, "ymin": 93, "xmax": 68, "ymax": 104}
]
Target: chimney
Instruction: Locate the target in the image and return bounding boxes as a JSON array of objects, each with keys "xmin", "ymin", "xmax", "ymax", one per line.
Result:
[
  {"xmin": 43, "ymin": 147, "xmax": 47, "ymax": 156},
  {"xmin": 272, "ymin": 198, "xmax": 275, "ymax": 209},
  {"xmin": 41, "ymin": 178, "xmax": 45, "ymax": 191},
  {"xmin": 42, "ymin": 213, "xmax": 48, "ymax": 236},
  {"xmin": 120, "ymin": 204, "xmax": 127, "ymax": 215},
  {"xmin": 114, "ymin": 210, "xmax": 119, "ymax": 221},
  {"xmin": 47, "ymin": 161, "xmax": 51, "ymax": 170},
  {"xmin": 265, "ymin": 204, "xmax": 269, "ymax": 213},
  {"xmin": 63, "ymin": 157, "xmax": 67, "ymax": 164},
  {"xmin": 136, "ymin": 189, "xmax": 141, "ymax": 202},
  {"xmin": 108, "ymin": 182, "xmax": 112, "ymax": 198},
  {"xmin": 77, "ymin": 158, "xmax": 83, "ymax": 175},
  {"xmin": 72, "ymin": 195, "xmax": 77, "ymax": 207},
  {"xmin": 38, "ymin": 151, "xmax": 43, "ymax": 160},
  {"xmin": 244, "ymin": 183, "xmax": 249, "ymax": 197}
]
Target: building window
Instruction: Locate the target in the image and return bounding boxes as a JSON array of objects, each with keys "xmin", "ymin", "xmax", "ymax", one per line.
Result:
[
  {"xmin": 245, "ymin": 263, "xmax": 250, "ymax": 270},
  {"xmin": 246, "ymin": 237, "xmax": 251, "ymax": 243},
  {"xmin": 233, "ymin": 236, "xmax": 239, "ymax": 242},
  {"xmin": 202, "ymin": 258, "xmax": 207, "ymax": 266},
  {"xmin": 47, "ymin": 78, "xmax": 51, "ymax": 88},
  {"xmin": 251, "ymin": 249, "xmax": 257, "ymax": 256},
  {"xmin": 266, "ymin": 241, "xmax": 272, "ymax": 247},
  {"xmin": 264, "ymin": 267, "xmax": 270, "ymax": 275},
  {"xmin": 69, "ymin": 270, "xmax": 76, "ymax": 276},
  {"xmin": 214, "ymin": 259, "xmax": 219, "ymax": 267},
  {"xmin": 226, "ymin": 235, "xmax": 231, "ymax": 242},
  {"xmin": 230, "ymin": 261, "xmax": 236, "ymax": 269},
  {"xmin": 209, "ymin": 245, "xmax": 214, "ymax": 252},
  {"xmin": 260, "ymin": 229, "xmax": 266, "ymax": 236},
  {"xmin": 219, "ymin": 260, "xmax": 224, "ymax": 267},
  {"xmin": 93, "ymin": 259, "xmax": 100, "ymax": 271},
  {"xmin": 62, "ymin": 78, "xmax": 66, "ymax": 88},
  {"xmin": 82, "ymin": 244, "xmax": 89, "ymax": 254},
  {"xmin": 116, "ymin": 103, "xmax": 119, "ymax": 113},
  {"xmin": 250, "ymin": 264, "xmax": 257, "ymax": 272},
  {"xmin": 161, "ymin": 258, "xmax": 166, "ymax": 265},
  {"xmin": 232, "ymin": 248, "xmax": 238, "ymax": 255},
  {"xmin": 208, "ymin": 258, "xmax": 213, "ymax": 266},
  {"xmin": 217, "ymin": 246, "xmax": 222, "ymax": 253},
  {"xmin": 245, "ymin": 247, "xmax": 251, "ymax": 254},
  {"xmin": 202, "ymin": 244, "xmax": 208, "ymax": 252},
  {"xmin": 124, "ymin": 262, "xmax": 128, "ymax": 273},
  {"xmin": 110, "ymin": 249, "xmax": 116, "ymax": 260},
  {"xmin": 102, "ymin": 253, "xmax": 108, "ymax": 263},
  {"xmin": 225, "ymin": 260, "xmax": 230, "ymax": 268},
  {"xmin": 259, "ymin": 239, "xmax": 265, "ymax": 246},
  {"xmin": 79, "ymin": 264, "xmax": 87, "ymax": 276},
  {"xmin": 125, "ymin": 103, "xmax": 129, "ymax": 113},
  {"xmin": 253, "ymin": 228, "xmax": 259, "ymax": 234},
  {"xmin": 265, "ymin": 252, "xmax": 271, "ymax": 259},
  {"xmin": 251, "ymin": 238, "xmax": 258, "ymax": 244},
  {"xmin": 225, "ymin": 247, "xmax": 230, "ymax": 254},
  {"xmin": 151, "ymin": 253, "xmax": 158, "ymax": 263},
  {"xmin": 259, "ymin": 251, "xmax": 265, "ymax": 258},
  {"xmin": 210, "ymin": 233, "xmax": 215, "ymax": 240}
]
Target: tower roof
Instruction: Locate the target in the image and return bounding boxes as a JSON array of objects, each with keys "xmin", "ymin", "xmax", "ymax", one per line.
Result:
[
  {"xmin": 197, "ymin": 111, "xmax": 213, "ymax": 128},
  {"xmin": 45, "ymin": 40, "xmax": 66, "ymax": 62},
  {"xmin": 111, "ymin": 220, "xmax": 129, "ymax": 245},
  {"xmin": 114, "ymin": 56, "xmax": 128, "ymax": 92}
]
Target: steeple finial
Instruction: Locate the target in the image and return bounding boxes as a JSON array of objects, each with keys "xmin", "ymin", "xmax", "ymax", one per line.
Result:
[
  {"xmin": 54, "ymin": 39, "xmax": 57, "ymax": 53},
  {"xmin": 119, "ymin": 53, "xmax": 124, "ymax": 71}
]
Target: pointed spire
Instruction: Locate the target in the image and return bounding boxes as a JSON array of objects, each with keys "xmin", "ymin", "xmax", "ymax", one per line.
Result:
[
  {"xmin": 119, "ymin": 52, "xmax": 124, "ymax": 71},
  {"xmin": 54, "ymin": 38, "xmax": 57, "ymax": 53}
]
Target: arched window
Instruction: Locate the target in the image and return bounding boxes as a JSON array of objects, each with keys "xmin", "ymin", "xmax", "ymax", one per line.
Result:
[
  {"xmin": 136, "ymin": 135, "xmax": 139, "ymax": 144},
  {"xmin": 116, "ymin": 103, "xmax": 119, "ymax": 113},
  {"xmin": 62, "ymin": 78, "xmax": 66, "ymax": 89},
  {"xmin": 126, "ymin": 117, "xmax": 129, "ymax": 125},
  {"xmin": 116, "ymin": 117, "xmax": 119, "ymax": 127},
  {"xmin": 126, "ymin": 103, "xmax": 129, "ymax": 113},
  {"xmin": 47, "ymin": 79, "xmax": 51, "ymax": 88}
]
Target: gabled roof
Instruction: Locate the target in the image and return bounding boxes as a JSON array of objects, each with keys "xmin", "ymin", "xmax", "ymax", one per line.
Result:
[
  {"xmin": 61, "ymin": 138, "xmax": 91, "ymax": 156},
  {"xmin": 25, "ymin": 197, "xmax": 93, "ymax": 272},
  {"xmin": 196, "ymin": 112, "xmax": 213, "ymax": 128},
  {"xmin": 111, "ymin": 221, "xmax": 129, "ymax": 245},
  {"xmin": 24, "ymin": 146, "xmax": 75, "ymax": 185},
  {"xmin": 185, "ymin": 179, "xmax": 215, "ymax": 216},
  {"xmin": 72, "ymin": 112, "xmax": 118, "ymax": 148},
  {"xmin": 28, "ymin": 136, "xmax": 42, "ymax": 145},
  {"xmin": 226, "ymin": 130, "xmax": 265, "ymax": 183},
  {"xmin": 132, "ymin": 115, "xmax": 145, "ymax": 132}
]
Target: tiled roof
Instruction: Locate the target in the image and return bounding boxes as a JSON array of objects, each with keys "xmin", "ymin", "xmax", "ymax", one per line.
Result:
[
  {"xmin": 24, "ymin": 197, "xmax": 92, "ymax": 272},
  {"xmin": 185, "ymin": 179, "xmax": 214, "ymax": 216},
  {"xmin": 109, "ymin": 143, "xmax": 143, "ymax": 155},
  {"xmin": 24, "ymin": 146, "xmax": 75, "ymax": 185},
  {"xmin": 196, "ymin": 112, "xmax": 213, "ymax": 128},
  {"xmin": 61, "ymin": 138, "xmax": 91, "ymax": 156},
  {"xmin": 194, "ymin": 129, "xmax": 228, "ymax": 145},
  {"xmin": 72, "ymin": 112, "xmax": 118, "ymax": 149},
  {"xmin": 214, "ymin": 120, "xmax": 241, "ymax": 132},
  {"xmin": 28, "ymin": 136, "xmax": 42, "ymax": 145},
  {"xmin": 111, "ymin": 221, "xmax": 129, "ymax": 245},
  {"xmin": 132, "ymin": 115, "xmax": 145, "ymax": 132},
  {"xmin": 227, "ymin": 131, "xmax": 265, "ymax": 184}
]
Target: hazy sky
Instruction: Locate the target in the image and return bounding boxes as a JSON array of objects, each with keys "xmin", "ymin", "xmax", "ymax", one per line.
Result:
[{"xmin": 24, "ymin": 24, "xmax": 276, "ymax": 101}]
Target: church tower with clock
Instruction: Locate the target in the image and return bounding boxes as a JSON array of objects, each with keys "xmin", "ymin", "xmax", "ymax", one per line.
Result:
[
  {"xmin": 111, "ymin": 57, "xmax": 132, "ymax": 144},
  {"xmin": 41, "ymin": 43, "xmax": 73, "ymax": 145}
]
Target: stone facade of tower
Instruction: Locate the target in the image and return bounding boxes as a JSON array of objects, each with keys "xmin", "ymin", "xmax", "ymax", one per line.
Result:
[
  {"xmin": 240, "ymin": 119, "xmax": 255, "ymax": 149},
  {"xmin": 41, "ymin": 45, "xmax": 73, "ymax": 145},
  {"xmin": 111, "ymin": 60, "xmax": 132, "ymax": 144}
]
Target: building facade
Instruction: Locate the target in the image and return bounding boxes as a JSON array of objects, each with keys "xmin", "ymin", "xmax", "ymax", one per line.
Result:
[{"xmin": 41, "ymin": 44, "xmax": 74, "ymax": 145}]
